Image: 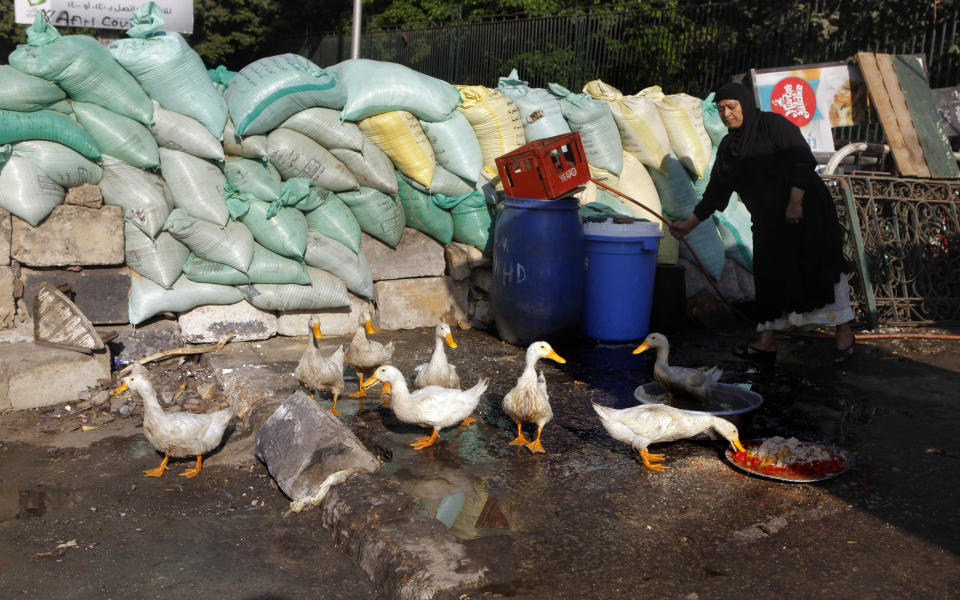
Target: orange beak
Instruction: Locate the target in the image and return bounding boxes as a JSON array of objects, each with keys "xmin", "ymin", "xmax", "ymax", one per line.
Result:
[
  {"xmin": 111, "ymin": 382, "xmax": 128, "ymax": 395},
  {"xmin": 364, "ymin": 319, "xmax": 376, "ymax": 335},
  {"xmin": 444, "ymin": 333, "xmax": 457, "ymax": 349},
  {"xmin": 633, "ymin": 342, "xmax": 651, "ymax": 355},
  {"xmin": 312, "ymin": 322, "xmax": 322, "ymax": 339},
  {"xmin": 360, "ymin": 374, "xmax": 380, "ymax": 390},
  {"xmin": 733, "ymin": 437, "xmax": 746, "ymax": 453},
  {"xmin": 547, "ymin": 350, "xmax": 566, "ymax": 364}
]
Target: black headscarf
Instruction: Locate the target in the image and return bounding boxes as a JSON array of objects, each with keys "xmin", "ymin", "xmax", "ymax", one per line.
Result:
[{"xmin": 714, "ymin": 81, "xmax": 761, "ymax": 176}]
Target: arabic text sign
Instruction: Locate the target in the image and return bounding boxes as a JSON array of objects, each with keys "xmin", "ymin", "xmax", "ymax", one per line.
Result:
[{"xmin": 14, "ymin": 0, "xmax": 194, "ymax": 35}]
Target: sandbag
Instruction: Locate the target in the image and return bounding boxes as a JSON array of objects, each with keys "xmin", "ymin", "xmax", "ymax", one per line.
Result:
[
  {"xmin": 427, "ymin": 166, "xmax": 474, "ymax": 196},
  {"xmin": 239, "ymin": 266, "xmax": 351, "ymax": 311},
  {"xmin": 208, "ymin": 65, "xmax": 236, "ymax": 88},
  {"xmin": 182, "ymin": 242, "xmax": 311, "ymax": 285},
  {"xmin": 159, "ymin": 148, "xmax": 229, "ymax": 227},
  {"xmin": 498, "ymin": 69, "xmax": 571, "ymax": 142},
  {"xmin": 267, "ymin": 128, "xmax": 359, "ymax": 192},
  {"xmin": 641, "ymin": 86, "xmax": 713, "ymax": 179},
  {"xmin": 329, "ymin": 142, "xmax": 398, "ymax": 196},
  {"xmin": 303, "ymin": 231, "xmax": 374, "ymax": 299},
  {"xmin": 164, "ymin": 208, "xmax": 254, "ymax": 273},
  {"xmin": 225, "ymin": 194, "xmax": 307, "ymax": 259},
  {"xmin": 109, "ymin": 3, "xmax": 228, "ymax": 138},
  {"xmin": 583, "ymin": 79, "xmax": 670, "ymax": 173},
  {"xmin": 335, "ymin": 58, "xmax": 460, "ymax": 122},
  {"xmin": 701, "ymin": 92, "xmax": 727, "ymax": 148},
  {"xmin": 396, "ymin": 173, "xmax": 454, "ymax": 244},
  {"xmin": 150, "ymin": 101, "xmax": 225, "ymax": 160},
  {"xmin": 223, "ymin": 117, "xmax": 268, "ymax": 160},
  {"xmin": 72, "ymin": 101, "xmax": 159, "ymax": 169},
  {"xmin": 9, "ymin": 15, "xmax": 153, "ymax": 124},
  {"xmin": 281, "ymin": 107, "xmax": 365, "ymax": 151},
  {"xmin": 128, "ymin": 271, "xmax": 244, "ymax": 325},
  {"xmin": 303, "ymin": 193, "xmax": 363, "ymax": 253},
  {"xmin": 434, "ymin": 189, "xmax": 494, "ymax": 252},
  {"xmin": 419, "ymin": 111, "xmax": 483, "ymax": 183},
  {"xmin": 12, "ymin": 140, "xmax": 102, "ymax": 187},
  {"xmin": 124, "ymin": 220, "xmax": 189, "ymax": 289},
  {"xmin": 714, "ymin": 193, "xmax": 753, "ymax": 271},
  {"xmin": 456, "ymin": 86, "xmax": 526, "ymax": 179},
  {"xmin": 226, "ymin": 54, "xmax": 344, "ymax": 136},
  {"xmin": 224, "ymin": 157, "xmax": 281, "ymax": 202},
  {"xmin": 337, "ymin": 187, "xmax": 406, "ymax": 248},
  {"xmin": 357, "ymin": 111, "xmax": 435, "ymax": 188},
  {"xmin": 0, "ymin": 109, "xmax": 100, "ymax": 160},
  {"xmin": 576, "ymin": 165, "xmax": 632, "ymax": 218},
  {"xmin": 613, "ymin": 152, "xmax": 663, "ymax": 223},
  {"xmin": 99, "ymin": 157, "xmax": 172, "ymax": 238},
  {"xmin": 0, "ymin": 154, "xmax": 65, "ymax": 226},
  {"xmin": 549, "ymin": 83, "xmax": 623, "ymax": 175},
  {"xmin": 0, "ymin": 65, "xmax": 65, "ymax": 111}
]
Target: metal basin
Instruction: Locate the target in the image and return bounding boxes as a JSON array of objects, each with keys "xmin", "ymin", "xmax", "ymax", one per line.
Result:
[{"xmin": 633, "ymin": 381, "xmax": 764, "ymax": 430}]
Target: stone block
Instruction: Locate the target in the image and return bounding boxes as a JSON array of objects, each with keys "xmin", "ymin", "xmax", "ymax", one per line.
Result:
[
  {"xmin": 11, "ymin": 205, "xmax": 123, "ymax": 267},
  {"xmin": 445, "ymin": 242, "xmax": 472, "ymax": 281},
  {"xmin": 64, "ymin": 184, "xmax": 103, "ymax": 208},
  {"xmin": 0, "ymin": 207, "xmax": 10, "ymax": 267},
  {"xmin": 361, "ymin": 228, "xmax": 445, "ymax": 281},
  {"xmin": 373, "ymin": 276, "xmax": 468, "ymax": 330},
  {"xmin": 0, "ymin": 266, "xmax": 14, "ymax": 327},
  {"xmin": 21, "ymin": 266, "xmax": 130, "ymax": 325},
  {"xmin": 0, "ymin": 343, "xmax": 110, "ymax": 411},
  {"xmin": 276, "ymin": 294, "xmax": 373, "ymax": 337},
  {"xmin": 466, "ymin": 243, "xmax": 491, "ymax": 269},
  {"xmin": 109, "ymin": 319, "xmax": 182, "ymax": 366},
  {"xmin": 470, "ymin": 267, "xmax": 493, "ymax": 294},
  {"xmin": 178, "ymin": 301, "xmax": 277, "ymax": 343}
]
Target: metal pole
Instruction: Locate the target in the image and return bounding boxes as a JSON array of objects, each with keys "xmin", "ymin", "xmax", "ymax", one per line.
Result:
[{"xmin": 351, "ymin": 0, "xmax": 362, "ymax": 59}]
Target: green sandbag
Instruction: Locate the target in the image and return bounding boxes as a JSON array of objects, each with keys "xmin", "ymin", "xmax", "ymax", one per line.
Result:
[
  {"xmin": 9, "ymin": 15, "xmax": 153, "ymax": 125},
  {"xmin": 124, "ymin": 221, "xmax": 189, "ymax": 289},
  {"xmin": 434, "ymin": 189, "xmax": 494, "ymax": 252},
  {"xmin": 226, "ymin": 194, "xmax": 307, "ymax": 259},
  {"xmin": 72, "ymin": 101, "xmax": 159, "ymax": 169},
  {"xmin": 128, "ymin": 271, "xmax": 244, "ymax": 325},
  {"xmin": 224, "ymin": 157, "xmax": 281, "ymax": 202},
  {"xmin": 182, "ymin": 243, "xmax": 311, "ymax": 285},
  {"xmin": 281, "ymin": 107, "xmax": 365, "ymax": 151},
  {"xmin": 549, "ymin": 83, "xmax": 623, "ymax": 175},
  {"xmin": 12, "ymin": 140, "xmax": 102, "ymax": 187},
  {"xmin": 239, "ymin": 266, "xmax": 350, "ymax": 311},
  {"xmin": 329, "ymin": 141, "xmax": 398, "ymax": 196},
  {"xmin": 396, "ymin": 173, "xmax": 453, "ymax": 244},
  {"xmin": 99, "ymin": 157, "xmax": 172, "ymax": 238},
  {"xmin": 0, "ymin": 65, "xmax": 65, "ymax": 111},
  {"xmin": 267, "ymin": 128, "xmax": 359, "ymax": 192},
  {"xmin": 303, "ymin": 193, "xmax": 362, "ymax": 252},
  {"xmin": 303, "ymin": 231, "xmax": 374, "ymax": 299},
  {"xmin": 208, "ymin": 65, "xmax": 236, "ymax": 87},
  {"xmin": 0, "ymin": 109, "xmax": 100, "ymax": 160},
  {"xmin": 159, "ymin": 148, "xmax": 229, "ymax": 227},
  {"xmin": 150, "ymin": 101, "xmax": 224, "ymax": 161},
  {"xmin": 338, "ymin": 187, "xmax": 406, "ymax": 248},
  {"xmin": 419, "ymin": 111, "xmax": 482, "ymax": 182},
  {"xmin": 701, "ymin": 92, "xmax": 727, "ymax": 147},
  {"xmin": 165, "ymin": 208, "xmax": 254, "ymax": 273},
  {"xmin": 0, "ymin": 155, "xmax": 65, "ymax": 226}
]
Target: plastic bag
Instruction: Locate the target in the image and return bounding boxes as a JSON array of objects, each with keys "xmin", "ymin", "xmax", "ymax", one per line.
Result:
[
  {"xmin": 159, "ymin": 148, "xmax": 229, "ymax": 227},
  {"xmin": 12, "ymin": 140, "xmax": 102, "ymax": 187},
  {"xmin": 0, "ymin": 65, "xmax": 65, "ymax": 112},
  {"xmin": 303, "ymin": 192, "xmax": 363, "ymax": 252},
  {"xmin": 456, "ymin": 86, "xmax": 526, "ymax": 179},
  {"xmin": 150, "ymin": 101, "xmax": 225, "ymax": 161},
  {"xmin": 419, "ymin": 111, "xmax": 483, "ymax": 182},
  {"xmin": 124, "ymin": 220, "xmax": 189, "ymax": 289},
  {"xmin": 99, "ymin": 157, "xmax": 172, "ymax": 238},
  {"xmin": 72, "ymin": 101, "xmax": 159, "ymax": 169},
  {"xmin": 0, "ymin": 155, "xmax": 65, "ymax": 226},
  {"xmin": 0, "ymin": 108, "xmax": 99, "ymax": 160},
  {"xmin": 267, "ymin": 128, "xmax": 359, "ymax": 192},
  {"xmin": 303, "ymin": 231, "xmax": 374, "ymax": 299},
  {"xmin": 224, "ymin": 157, "xmax": 281, "ymax": 202},
  {"xmin": 128, "ymin": 271, "xmax": 244, "ymax": 325},
  {"xmin": 583, "ymin": 79, "xmax": 670, "ymax": 173},
  {"xmin": 164, "ymin": 208, "xmax": 254, "ymax": 273},
  {"xmin": 182, "ymin": 242, "xmax": 311, "ymax": 285},
  {"xmin": 498, "ymin": 69, "xmax": 571, "ymax": 142},
  {"xmin": 549, "ymin": 83, "xmax": 623, "ymax": 175},
  {"xmin": 335, "ymin": 58, "xmax": 460, "ymax": 122},
  {"xmin": 396, "ymin": 173, "xmax": 454, "ymax": 245},
  {"xmin": 280, "ymin": 107, "xmax": 365, "ymax": 152},
  {"xmin": 239, "ymin": 266, "xmax": 351, "ymax": 311},
  {"xmin": 358, "ymin": 110, "xmax": 435, "ymax": 188},
  {"xmin": 328, "ymin": 142, "xmax": 398, "ymax": 196},
  {"xmin": 226, "ymin": 193, "xmax": 308, "ymax": 260},
  {"xmin": 337, "ymin": 187, "xmax": 406, "ymax": 248}
]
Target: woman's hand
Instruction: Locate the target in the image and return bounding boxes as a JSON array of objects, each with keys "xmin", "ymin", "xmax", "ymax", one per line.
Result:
[
  {"xmin": 668, "ymin": 214, "xmax": 701, "ymax": 238},
  {"xmin": 785, "ymin": 186, "xmax": 804, "ymax": 224}
]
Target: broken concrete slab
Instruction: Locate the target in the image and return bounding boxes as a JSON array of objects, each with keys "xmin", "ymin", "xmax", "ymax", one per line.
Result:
[
  {"xmin": 11, "ymin": 205, "xmax": 124, "ymax": 267},
  {"xmin": 0, "ymin": 342, "xmax": 110, "ymax": 411},
  {"xmin": 374, "ymin": 277, "xmax": 468, "ymax": 330},
  {"xmin": 179, "ymin": 301, "xmax": 278, "ymax": 343},
  {"xmin": 21, "ymin": 266, "xmax": 130, "ymax": 325},
  {"xmin": 465, "ymin": 244, "xmax": 490, "ymax": 269},
  {"xmin": 444, "ymin": 243, "xmax": 471, "ymax": 281},
  {"xmin": 0, "ymin": 266, "xmax": 15, "ymax": 327},
  {"xmin": 0, "ymin": 318, "xmax": 34, "ymax": 344},
  {"xmin": 276, "ymin": 294, "xmax": 373, "ymax": 337},
  {"xmin": 361, "ymin": 229, "xmax": 445, "ymax": 281},
  {"xmin": 64, "ymin": 183, "xmax": 103, "ymax": 209},
  {"xmin": 109, "ymin": 319, "xmax": 183, "ymax": 365},
  {"xmin": 0, "ymin": 207, "xmax": 10, "ymax": 266}
]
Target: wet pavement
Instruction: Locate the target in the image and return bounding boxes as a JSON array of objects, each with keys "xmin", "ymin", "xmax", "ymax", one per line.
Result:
[{"xmin": 2, "ymin": 320, "xmax": 960, "ymax": 599}]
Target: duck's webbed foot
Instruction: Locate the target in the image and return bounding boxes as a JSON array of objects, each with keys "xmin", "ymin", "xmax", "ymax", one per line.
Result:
[{"xmin": 640, "ymin": 448, "xmax": 667, "ymax": 471}]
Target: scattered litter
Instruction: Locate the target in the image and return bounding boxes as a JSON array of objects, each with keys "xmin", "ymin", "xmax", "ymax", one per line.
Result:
[
  {"xmin": 55, "ymin": 539, "xmax": 77, "ymax": 550},
  {"xmin": 81, "ymin": 424, "xmax": 103, "ymax": 432}
]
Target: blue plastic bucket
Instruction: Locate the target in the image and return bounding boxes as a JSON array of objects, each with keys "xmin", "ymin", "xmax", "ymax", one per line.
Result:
[
  {"xmin": 491, "ymin": 196, "xmax": 585, "ymax": 346},
  {"xmin": 582, "ymin": 220, "xmax": 663, "ymax": 341}
]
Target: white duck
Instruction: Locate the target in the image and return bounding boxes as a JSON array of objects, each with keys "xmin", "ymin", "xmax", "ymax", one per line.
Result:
[
  {"xmin": 592, "ymin": 402, "xmax": 746, "ymax": 471},
  {"xmin": 113, "ymin": 369, "xmax": 233, "ymax": 478},
  {"xmin": 414, "ymin": 321, "xmax": 460, "ymax": 390},
  {"xmin": 361, "ymin": 365, "xmax": 488, "ymax": 450},
  {"xmin": 294, "ymin": 316, "xmax": 346, "ymax": 416},
  {"xmin": 345, "ymin": 310, "xmax": 395, "ymax": 401},
  {"xmin": 501, "ymin": 341, "xmax": 566, "ymax": 453},
  {"xmin": 634, "ymin": 332, "xmax": 722, "ymax": 402}
]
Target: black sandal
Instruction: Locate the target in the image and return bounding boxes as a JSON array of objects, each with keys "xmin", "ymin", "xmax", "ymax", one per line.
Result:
[
  {"xmin": 733, "ymin": 344, "xmax": 777, "ymax": 365},
  {"xmin": 834, "ymin": 335, "xmax": 855, "ymax": 365}
]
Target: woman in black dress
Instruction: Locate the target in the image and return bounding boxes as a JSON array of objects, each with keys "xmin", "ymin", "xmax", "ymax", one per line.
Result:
[{"xmin": 669, "ymin": 82, "xmax": 855, "ymax": 364}]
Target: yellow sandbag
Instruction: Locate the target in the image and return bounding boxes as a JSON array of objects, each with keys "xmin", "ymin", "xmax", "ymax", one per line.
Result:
[
  {"xmin": 613, "ymin": 152, "xmax": 663, "ymax": 223},
  {"xmin": 456, "ymin": 86, "xmax": 525, "ymax": 179},
  {"xmin": 584, "ymin": 80, "xmax": 670, "ymax": 173},
  {"xmin": 657, "ymin": 229, "xmax": 680, "ymax": 265},
  {"xmin": 358, "ymin": 110, "xmax": 435, "ymax": 188},
  {"xmin": 640, "ymin": 86, "xmax": 712, "ymax": 179}
]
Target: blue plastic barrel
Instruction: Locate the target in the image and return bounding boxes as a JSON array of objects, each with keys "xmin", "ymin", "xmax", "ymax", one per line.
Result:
[
  {"xmin": 582, "ymin": 220, "xmax": 663, "ymax": 342},
  {"xmin": 491, "ymin": 196, "xmax": 585, "ymax": 346}
]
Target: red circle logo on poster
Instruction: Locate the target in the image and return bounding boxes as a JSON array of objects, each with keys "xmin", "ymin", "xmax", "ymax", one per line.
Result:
[{"xmin": 769, "ymin": 76, "xmax": 816, "ymax": 127}]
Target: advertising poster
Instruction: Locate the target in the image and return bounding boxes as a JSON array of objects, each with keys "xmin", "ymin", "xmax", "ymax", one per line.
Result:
[{"xmin": 14, "ymin": 0, "xmax": 194, "ymax": 34}]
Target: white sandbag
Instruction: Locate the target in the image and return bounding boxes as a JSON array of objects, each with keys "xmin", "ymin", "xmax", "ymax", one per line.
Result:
[
  {"xmin": 223, "ymin": 117, "xmax": 268, "ymax": 160},
  {"xmin": 99, "ymin": 157, "xmax": 172, "ymax": 238},
  {"xmin": 239, "ymin": 266, "xmax": 351, "ymax": 311},
  {"xmin": 334, "ymin": 58, "xmax": 460, "ymax": 122},
  {"xmin": 164, "ymin": 208, "xmax": 254, "ymax": 273},
  {"xmin": 280, "ymin": 107, "xmax": 365, "ymax": 151},
  {"xmin": 128, "ymin": 271, "xmax": 244, "ymax": 325},
  {"xmin": 0, "ymin": 65, "xmax": 65, "ymax": 112},
  {"xmin": 641, "ymin": 86, "xmax": 712, "ymax": 179},
  {"xmin": 150, "ymin": 101, "xmax": 225, "ymax": 160},
  {"xmin": 329, "ymin": 142, "xmax": 398, "ymax": 196},
  {"xmin": 456, "ymin": 86, "xmax": 526, "ymax": 179},
  {"xmin": 419, "ymin": 111, "xmax": 483, "ymax": 183},
  {"xmin": 159, "ymin": 148, "xmax": 229, "ymax": 227},
  {"xmin": 182, "ymin": 242, "xmax": 311, "ymax": 285},
  {"xmin": 303, "ymin": 231, "xmax": 374, "ymax": 299},
  {"xmin": 714, "ymin": 193, "xmax": 753, "ymax": 272},
  {"xmin": 498, "ymin": 69, "xmax": 571, "ymax": 142},
  {"xmin": 267, "ymin": 128, "xmax": 359, "ymax": 192},
  {"xmin": 549, "ymin": 83, "xmax": 623, "ymax": 175},
  {"xmin": 124, "ymin": 220, "xmax": 189, "ymax": 289},
  {"xmin": 12, "ymin": 140, "xmax": 102, "ymax": 187},
  {"xmin": 614, "ymin": 152, "xmax": 663, "ymax": 223},
  {"xmin": 0, "ymin": 154, "xmax": 65, "ymax": 226},
  {"xmin": 338, "ymin": 187, "xmax": 406, "ymax": 248},
  {"xmin": 226, "ymin": 54, "xmax": 345, "ymax": 136},
  {"xmin": 224, "ymin": 157, "xmax": 281, "ymax": 202},
  {"xmin": 576, "ymin": 166, "xmax": 632, "ymax": 217},
  {"xmin": 583, "ymin": 79, "xmax": 670, "ymax": 173},
  {"xmin": 358, "ymin": 111, "xmax": 435, "ymax": 188},
  {"xmin": 72, "ymin": 101, "xmax": 159, "ymax": 170},
  {"xmin": 225, "ymin": 194, "xmax": 307, "ymax": 259}
]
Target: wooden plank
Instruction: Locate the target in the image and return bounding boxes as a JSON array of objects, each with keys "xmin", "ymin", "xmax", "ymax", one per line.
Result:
[
  {"xmin": 856, "ymin": 52, "xmax": 923, "ymax": 177},
  {"xmin": 894, "ymin": 55, "xmax": 960, "ymax": 178},
  {"xmin": 875, "ymin": 54, "xmax": 931, "ymax": 177}
]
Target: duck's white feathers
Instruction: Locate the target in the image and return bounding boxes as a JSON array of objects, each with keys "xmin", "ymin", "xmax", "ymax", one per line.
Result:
[
  {"xmin": 296, "ymin": 341, "xmax": 345, "ymax": 397},
  {"xmin": 414, "ymin": 324, "xmax": 460, "ymax": 389},
  {"xmin": 345, "ymin": 326, "xmax": 394, "ymax": 371},
  {"xmin": 374, "ymin": 365, "xmax": 486, "ymax": 432},
  {"xmin": 640, "ymin": 333, "xmax": 722, "ymax": 401},
  {"xmin": 592, "ymin": 403, "xmax": 730, "ymax": 452},
  {"xmin": 503, "ymin": 368, "xmax": 552, "ymax": 427}
]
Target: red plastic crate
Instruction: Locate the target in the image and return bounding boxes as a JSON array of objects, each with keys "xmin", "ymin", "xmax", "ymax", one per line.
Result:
[{"xmin": 495, "ymin": 132, "xmax": 589, "ymax": 200}]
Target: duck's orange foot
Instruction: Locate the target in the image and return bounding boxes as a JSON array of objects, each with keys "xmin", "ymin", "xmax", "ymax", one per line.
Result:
[
  {"xmin": 459, "ymin": 416, "xmax": 477, "ymax": 427},
  {"xmin": 525, "ymin": 438, "xmax": 546, "ymax": 454},
  {"xmin": 329, "ymin": 406, "xmax": 342, "ymax": 417},
  {"xmin": 349, "ymin": 390, "xmax": 367, "ymax": 398},
  {"xmin": 508, "ymin": 434, "xmax": 530, "ymax": 446},
  {"xmin": 640, "ymin": 448, "xmax": 667, "ymax": 471},
  {"xmin": 144, "ymin": 455, "xmax": 169, "ymax": 478},
  {"xmin": 410, "ymin": 431, "xmax": 439, "ymax": 450},
  {"xmin": 180, "ymin": 456, "xmax": 203, "ymax": 478}
]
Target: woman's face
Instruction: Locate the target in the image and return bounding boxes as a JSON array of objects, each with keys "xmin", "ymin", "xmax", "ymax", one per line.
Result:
[{"xmin": 718, "ymin": 99, "xmax": 743, "ymax": 129}]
